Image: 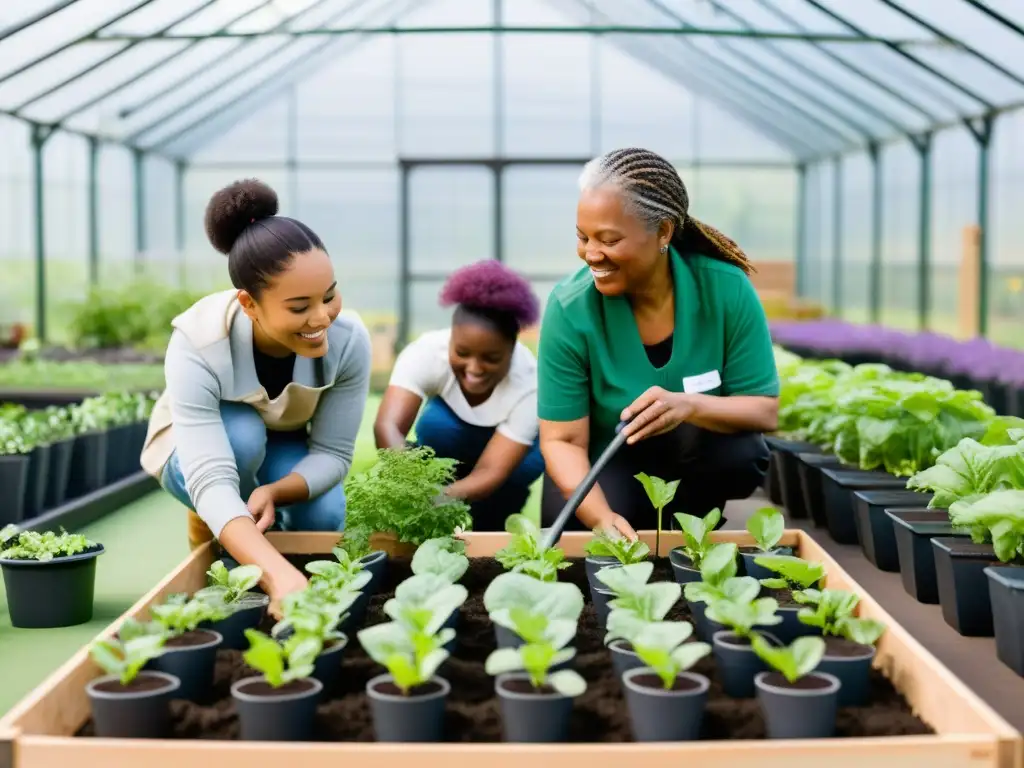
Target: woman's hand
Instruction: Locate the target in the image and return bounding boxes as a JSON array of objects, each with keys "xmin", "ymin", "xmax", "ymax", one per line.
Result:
[
  {"xmin": 578, "ymin": 507, "xmax": 638, "ymax": 541},
  {"xmin": 247, "ymin": 486, "xmax": 277, "ymax": 532},
  {"xmin": 621, "ymin": 386, "xmax": 696, "ymax": 444}
]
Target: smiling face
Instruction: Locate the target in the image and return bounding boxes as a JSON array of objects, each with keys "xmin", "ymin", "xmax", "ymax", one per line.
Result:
[
  {"xmin": 576, "ymin": 186, "xmax": 674, "ymax": 297},
  {"xmin": 238, "ymin": 248, "xmax": 341, "ymax": 358},
  {"xmin": 448, "ymin": 320, "xmax": 514, "ymax": 402}
]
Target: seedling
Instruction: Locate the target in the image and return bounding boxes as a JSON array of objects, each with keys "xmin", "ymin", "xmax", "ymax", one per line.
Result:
[
  {"xmin": 150, "ymin": 593, "xmax": 231, "ymax": 637},
  {"xmin": 594, "ymin": 561, "xmax": 681, "ymax": 622},
  {"xmin": 272, "ymin": 587, "xmax": 357, "ymax": 645},
  {"xmin": 584, "ymin": 527, "xmax": 650, "ymax": 565},
  {"xmin": 0, "ymin": 528, "xmax": 94, "ymax": 561},
  {"xmin": 635, "ymin": 471, "xmax": 680, "ymax": 555},
  {"xmin": 705, "ymin": 593, "xmax": 782, "ymax": 638},
  {"xmin": 305, "ymin": 548, "xmax": 373, "ymax": 593},
  {"xmin": 754, "ymin": 555, "xmax": 825, "ymax": 593},
  {"xmin": 794, "ymin": 589, "xmax": 886, "ymax": 646},
  {"xmin": 485, "ymin": 611, "xmax": 587, "ymax": 697},
  {"xmin": 483, "ymin": 572, "xmax": 584, "ymax": 640},
  {"xmin": 383, "ymin": 573, "xmax": 469, "ymax": 634},
  {"xmin": 495, "ymin": 514, "xmax": 571, "ymax": 582},
  {"xmin": 335, "ymin": 526, "xmax": 372, "ymax": 561},
  {"xmin": 90, "ymin": 634, "xmax": 167, "ymax": 686},
  {"xmin": 628, "ymin": 619, "xmax": 712, "ymax": 689},
  {"xmin": 746, "ymin": 507, "xmax": 785, "ymax": 553},
  {"xmin": 243, "ymin": 629, "xmax": 320, "ymax": 688},
  {"xmin": 411, "ymin": 536, "xmax": 469, "ymax": 583},
  {"xmin": 194, "ymin": 560, "xmax": 265, "ymax": 607},
  {"xmin": 673, "ymin": 508, "xmax": 722, "ymax": 569},
  {"xmin": 683, "ymin": 542, "xmax": 760, "ymax": 606},
  {"xmin": 751, "ymin": 634, "xmax": 827, "ymax": 684}
]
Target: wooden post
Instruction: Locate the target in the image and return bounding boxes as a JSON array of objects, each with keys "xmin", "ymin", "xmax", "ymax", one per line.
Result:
[{"xmin": 959, "ymin": 225, "xmax": 981, "ymax": 339}]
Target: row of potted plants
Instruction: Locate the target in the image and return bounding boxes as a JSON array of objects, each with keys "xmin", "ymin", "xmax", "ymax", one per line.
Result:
[{"xmin": 0, "ymin": 391, "xmax": 157, "ymax": 526}]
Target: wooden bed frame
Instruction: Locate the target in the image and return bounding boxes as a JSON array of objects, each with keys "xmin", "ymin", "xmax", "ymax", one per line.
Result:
[{"xmin": 0, "ymin": 529, "xmax": 1019, "ymax": 768}]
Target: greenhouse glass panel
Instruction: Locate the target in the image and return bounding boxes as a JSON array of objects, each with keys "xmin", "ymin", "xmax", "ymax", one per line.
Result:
[
  {"xmin": 408, "ymin": 166, "xmax": 493, "ymax": 273},
  {"xmin": 229, "ymin": 0, "xmax": 323, "ymax": 32},
  {"xmin": 982, "ymin": 0, "xmax": 1024, "ymax": 28},
  {"xmin": 907, "ymin": 47, "xmax": 1024, "ymax": 106},
  {"xmin": 143, "ymin": 155, "xmax": 179, "ymax": 274},
  {"xmin": 0, "ymin": 116, "xmax": 32, "ymax": 328},
  {"xmin": 503, "ymin": 0, "xmax": 578, "ymax": 26},
  {"xmin": 502, "ymin": 166, "xmax": 580, "ymax": 277},
  {"xmin": 98, "ymin": 144, "xmax": 137, "ymax": 287},
  {"xmin": 103, "ymin": 0, "xmax": 215, "ymax": 35},
  {"xmin": 896, "ymin": 0, "xmax": 1024, "ymax": 74},
  {"xmin": 396, "ymin": 0, "xmax": 494, "ymax": 27},
  {"xmin": 692, "ymin": 102, "xmax": 793, "ymax": 163},
  {"xmin": 837, "ymin": 152, "xmax": 872, "ymax": 321},
  {"xmin": 288, "ymin": 0, "xmax": 400, "ymax": 32},
  {"xmin": 879, "ymin": 139, "xmax": 920, "ymax": 331},
  {"xmin": 170, "ymin": 0, "xmax": 266, "ymax": 35},
  {"xmin": 0, "ymin": 42, "xmax": 125, "ymax": 112},
  {"xmin": 188, "ymin": 96, "xmax": 292, "ymax": 163},
  {"xmin": 990, "ymin": 108, "xmax": 1024, "ymax": 349}
]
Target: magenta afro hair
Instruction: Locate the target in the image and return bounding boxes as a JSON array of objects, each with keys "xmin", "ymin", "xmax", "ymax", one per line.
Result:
[{"xmin": 439, "ymin": 260, "xmax": 540, "ymax": 328}]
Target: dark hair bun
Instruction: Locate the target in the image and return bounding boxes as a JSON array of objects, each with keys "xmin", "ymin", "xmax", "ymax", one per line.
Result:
[{"xmin": 205, "ymin": 178, "xmax": 279, "ymax": 255}]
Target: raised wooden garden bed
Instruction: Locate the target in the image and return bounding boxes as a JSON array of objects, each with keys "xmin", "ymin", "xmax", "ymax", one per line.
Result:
[{"xmin": 0, "ymin": 529, "xmax": 1019, "ymax": 768}]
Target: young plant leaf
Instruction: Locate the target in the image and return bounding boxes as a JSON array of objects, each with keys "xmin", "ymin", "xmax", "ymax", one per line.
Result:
[
  {"xmin": 751, "ymin": 634, "xmax": 826, "ymax": 684},
  {"xmin": 747, "ymin": 507, "xmax": 785, "ymax": 553},
  {"xmin": 754, "ymin": 555, "xmax": 825, "ymax": 592}
]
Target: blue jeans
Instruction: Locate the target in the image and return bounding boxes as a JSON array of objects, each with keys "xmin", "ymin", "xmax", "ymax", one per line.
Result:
[
  {"xmin": 161, "ymin": 402, "xmax": 346, "ymax": 532},
  {"xmin": 412, "ymin": 397, "xmax": 544, "ymax": 531}
]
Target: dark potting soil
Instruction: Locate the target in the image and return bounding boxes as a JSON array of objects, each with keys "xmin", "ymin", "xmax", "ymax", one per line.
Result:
[
  {"xmin": 76, "ymin": 557, "xmax": 932, "ymax": 742},
  {"xmin": 500, "ymin": 678, "xmax": 556, "ymax": 696},
  {"xmin": 762, "ymin": 673, "xmax": 833, "ymax": 691},
  {"xmin": 91, "ymin": 675, "xmax": 176, "ymax": 695},
  {"xmin": 236, "ymin": 679, "xmax": 319, "ymax": 698},
  {"xmin": 373, "ymin": 680, "xmax": 445, "ymax": 697},
  {"xmin": 764, "ymin": 587, "xmax": 802, "ymax": 609},
  {"xmin": 165, "ymin": 630, "xmax": 220, "ymax": 649},
  {"xmin": 631, "ymin": 673, "xmax": 701, "ymax": 693},
  {"xmin": 824, "ymin": 636, "xmax": 874, "ymax": 658}
]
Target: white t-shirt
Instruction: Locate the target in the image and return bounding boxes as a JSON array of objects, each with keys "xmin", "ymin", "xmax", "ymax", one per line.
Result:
[{"xmin": 388, "ymin": 328, "xmax": 539, "ymax": 446}]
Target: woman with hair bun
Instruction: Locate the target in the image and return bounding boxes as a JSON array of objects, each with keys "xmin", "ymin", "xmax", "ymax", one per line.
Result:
[
  {"xmin": 140, "ymin": 178, "xmax": 372, "ymax": 612},
  {"xmin": 374, "ymin": 260, "xmax": 544, "ymax": 530}
]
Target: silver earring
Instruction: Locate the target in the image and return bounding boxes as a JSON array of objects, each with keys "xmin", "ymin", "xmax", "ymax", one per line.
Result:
[{"xmin": 660, "ymin": 245, "xmax": 668, "ymax": 254}]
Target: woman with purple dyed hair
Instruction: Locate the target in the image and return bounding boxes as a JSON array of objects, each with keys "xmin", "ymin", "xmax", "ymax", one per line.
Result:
[{"xmin": 374, "ymin": 260, "xmax": 544, "ymax": 530}]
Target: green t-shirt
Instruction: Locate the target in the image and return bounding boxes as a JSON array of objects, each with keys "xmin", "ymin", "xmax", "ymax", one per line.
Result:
[{"xmin": 537, "ymin": 248, "xmax": 779, "ymax": 459}]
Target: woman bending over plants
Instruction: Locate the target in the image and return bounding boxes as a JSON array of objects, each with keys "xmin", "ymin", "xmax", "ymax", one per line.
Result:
[
  {"xmin": 373, "ymin": 260, "xmax": 545, "ymax": 531},
  {"xmin": 139, "ymin": 179, "xmax": 372, "ymax": 615}
]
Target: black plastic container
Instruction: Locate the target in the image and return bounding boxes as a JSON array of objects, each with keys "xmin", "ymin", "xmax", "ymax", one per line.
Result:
[
  {"xmin": 23, "ymin": 444, "xmax": 51, "ymax": 520},
  {"xmin": 796, "ymin": 453, "xmax": 845, "ymax": 529},
  {"xmin": 986, "ymin": 566, "xmax": 1024, "ymax": 676},
  {"xmin": 711, "ymin": 630, "xmax": 780, "ymax": 698},
  {"xmin": 585, "ymin": 555, "xmax": 620, "ymax": 591},
  {"xmin": 45, "ymin": 437, "xmax": 75, "ymax": 510},
  {"xmin": 739, "ymin": 547, "xmax": 794, "ymax": 580},
  {"xmin": 86, "ymin": 671, "xmax": 181, "ymax": 738},
  {"xmin": 622, "ymin": 668, "xmax": 709, "ymax": 741},
  {"xmin": 366, "ymin": 673, "xmax": 449, "ymax": 742},
  {"xmin": 852, "ymin": 490, "xmax": 935, "ymax": 572},
  {"xmin": 776, "ymin": 445, "xmax": 822, "ymax": 520},
  {"xmin": 886, "ymin": 509, "xmax": 960, "ymax": 603},
  {"xmin": 820, "ymin": 468, "xmax": 906, "ymax": 545},
  {"xmin": 608, "ymin": 639, "xmax": 645, "ymax": 680},
  {"xmin": 203, "ymin": 594, "xmax": 270, "ymax": 650},
  {"xmin": 933, "ymin": 538, "xmax": 1022, "ymax": 636},
  {"xmin": 147, "ymin": 629, "xmax": 222, "ymax": 701},
  {"xmin": 1, "ymin": 544, "xmax": 105, "ymax": 628},
  {"xmin": 359, "ymin": 550, "xmax": 388, "ymax": 594},
  {"xmin": 104, "ymin": 424, "xmax": 134, "ymax": 484},
  {"xmin": 232, "ymin": 675, "xmax": 324, "ymax": 741},
  {"xmin": 669, "ymin": 549, "xmax": 701, "ymax": 585},
  {"xmin": 495, "ymin": 672, "xmax": 575, "ymax": 742},
  {"xmin": 592, "ymin": 586, "xmax": 615, "ymax": 628},
  {"xmin": 0, "ymin": 454, "xmax": 29, "ymax": 526},
  {"xmin": 765, "ymin": 451, "xmax": 783, "ymax": 505},
  {"xmin": 66, "ymin": 430, "xmax": 108, "ymax": 499},
  {"xmin": 816, "ymin": 638, "xmax": 875, "ymax": 706},
  {"xmin": 755, "ymin": 671, "xmax": 840, "ymax": 739}
]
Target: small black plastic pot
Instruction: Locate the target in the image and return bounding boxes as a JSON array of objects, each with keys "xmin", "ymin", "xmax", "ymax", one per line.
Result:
[
  {"xmin": 311, "ymin": 636, "xmax": 349, "ymax": 693},
  {"xmin": 608, "ymin": 639, "xmax": 645, "ymax": 680},
  {"xmin": 775, "ymin": 443, "xmax": 822, "ymax": 520},
  {"xmin": 366, "ymin": 673, "xmax": 450, "ymax": 742},
  {"xmin": 887, "ymin": 510, "xmax": 963, "ymax": 604},
  {"xmin": 739, "ymin": 547, "xmax": 794, "ymax": 580},
  {"xmin": 0, "ymin": 454, "xmax": 29, "ymax": 526},
  {"xmin": 338, "ymin": 589, "xmax": 371, "ymax": 635},
  {"xmin": 146, "ymin": 629, "xmax": 222, "ymax": 701},
  {"xmin": 689, "ymin": 600, "xmax": 727, "ymax": 643},
  {"xmin": 816, "ymin": 636, "xmax": 875, "ymax": 707},
  {"xmin": 104, "ymin": 424, "xmax": 134, "ymax": 484},
  {"xmin": 441, "ymin": 607, "xmax": 459, "ymax": 654},
  {"xmin": 622, "ymin": 667, "xmax": 708, "ymax": 741},
  {"xmin": 23, "ymin": 444, "xmax": 51, "ymax": 520},
  {"xmin": 986, "ymin": 566, "xmax": 1024, "ymax": 675},
  {"xmin": 495, "ymin": 623, "xmax": 524, "ymax": 649},
  {"xmin": 932, "ymin": 538, "xmax": 1024, "ymax": 637},
  {"xmin": 755, "ymin": 670, "xmax": 840, "ymax": 739},
  {"xmin": 771, "ymin": 598, "xmax": 824, "ymax": 646},
  {"xmin": 203, "ymin": 594, "xmax": 270, "ymax": 650},
  {"xmin": 495, "ymin": 672, "xmax": 574, "ymax": 742},
  {"xmin": 796, "ymin": 453, "xmax": 845, "ymax": 529},
  {"xmin": 765, "ymin": 451, "xmax": 783, "ymax": 505},
  {"xmin": 820, "ymin": 468, "xmax": 906, "ymax": 545},
  {"xmin": 592, "ymin": 586, "xmax": 615, "ymax": 628},
  {"xmin": 66, "ymin": 430, "xmax": 108, "ymax": 499},
  {"xmin": 585, "ymin": 555, "xmax": 621, "ymax": 591},
  {"xmin": 1, "ymin": 544, "xmax": 105, "ymax": 628},
  {"xmin": 711, "ymin": 630, "xmax": 781, "ymax": 698},
  {"xmin": 86, "ymin": 671, "xmax": 181, "ymax": 738},
  {"xmin": 669, "ymin": 549, "xmax": 701, "ymax": 585},
  {"xmin": 852, "ymin": 490, "xmax": 935, "ymax": 572},
  {"xmin": 45, "ymin": 437, "xmax": 75, "ymax": 510},
  {"xmin": 359, "ymin": 549, "xmax": 388, "ymax": 594},
  {"xmin": 232, "ymin": 675, "xmax": 324, "ymax": 741}
]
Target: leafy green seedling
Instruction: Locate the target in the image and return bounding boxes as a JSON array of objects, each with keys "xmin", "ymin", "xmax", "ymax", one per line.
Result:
[
  {"xmin": 485, "ymin": 610, "xmax": 587, "ymax": 697},
  {"xmin": 335, "ymin": 526, "xmax": 372, "ymax": 561},
  {"xmin": 683, "ymin": 542, "xmax": 761, "ymax": 606},
  {"xmin": 594, "ymin": 561, "xmax": 681, "ymax": 623},
  {"xmin": 272, "ymin": 587, "xmax": 357, "ymax": 645},
  {"xmin": 495, "ymin": 514, "xmax": 571, "ymax": 582},
  {"xmin": 411, "ymin": 536, "xmax": 469, "ymax": 583},
  {"xmin": 243, "ymin": 629, "xmax": 320, "ymax": 688},
  {"xmin": 150, "ymin": 593, "xmax": 230, "ymax": 637},
  {"xmin": 794, "ymin": 589, "xmax": 886, "ymax": 646},
  {"xmin": 754, "ymin": 555, "xmax": 825, "ymax": 593},
  {"xmin": 751, "ymin": 634, "xmax": 826, "ymax": 684},
  {"xmin": 747, "ymin": 507, "xmax": 785, "ymax": 553},
  {"xmin": 634, "ymin": 472, "xmax": 680, "ymax": 556},
  {"xmin": 673, "ymin": 508, "xmax": 722, "ymax": 569},
  {"xmin": 584, "ymin": 527, "xmax": 650, "ymax": 565},
  {"xmin": 305, "ymin": 546, "xmax": 373, "ymax": 593},
  {"xmin": 629, "ymin": 619, "xmax": 712, "ymax": 689},
  {"xmin": 0, "ymin": 528, "xmax": 95, "ymax": 561},
  {"xmin": 358, "ymin": 609, "xmax": 454, "ymax": 696},
  {"xmin": 705, "ymin": 594, "xmax": 782, "ymax": 638},
  {"xmin": 483, "ymin": 572, "xmax": 585, "ymax": 641},
  {"xmin": 90, "ymin": 634, "xmax": 167, "ymax": 686},
  {"xmin": 384, "ymin": 573, "xmax": 469, "ymax": 636},
  {"xmin": 195, "ymin": 560, "xmax": 264, "ymax": 606}
]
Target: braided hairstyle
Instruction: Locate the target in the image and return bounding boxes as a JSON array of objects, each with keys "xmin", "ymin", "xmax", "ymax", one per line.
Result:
[{"xmin": 578, "ymin": 148, "xmax": 755, "ymax": 275}]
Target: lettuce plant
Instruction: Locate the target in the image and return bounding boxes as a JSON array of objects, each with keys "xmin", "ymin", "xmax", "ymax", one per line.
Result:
[
  {"xmin": 243, "ymin": 629, "xmax": 320, "ymax": 688},
  {"xmin": 683, "ymin": 542, "xmax": 760, "ymax": 607},
  {"xmin": 411, "ymin": 536, "xmax": 469, "ymax": 582},
  {"xmin": 948, "ymin": 490, "xmax": 1024, "ymax": 562},
  {"xmin": 705, "ymin": 594, "xmax": 782, "ymax": 638},
  {"xmin": 594, "ymin": 561, "xmax": 681, "ymax": 623},
  {"xmin": 751, "ymin": 635, "xmax": 827, "ymax": 685},
  {"xmin": 272, "ymin": 586, "xmax": 357, "ymax": 646},
  {"xmin": 383, "ymin": 572, "xmax": 469, "ymax": 631},
  {"xmin": 195, "ymin": 560, "xmax": 264, "ymax": 608},
  {"xmin": 584, "ymin": 527, "xmax": 650, "ymax": 565},
  {"xmin": 150, "ymin": 593, "xmax": 231, "ymax": 637},
  {"xmin": 672, "ymin": 508, "xmax": 722, "ymax": 569},
  {"xmin": 485, "ymin": 611, "xmax": 587, "ymax": 697},
  {"xmin": 747, "ymin": 507, "xmax": 785, "ymax": 553},
  {"xmin": 794, "ymin": 589, "xmax": 886, "ymax": 646},
  {"xmin": 0, "ymin": 528, "xmax": 95, "ymax": 561},
  {"xmin": 754, "ymin": 555, "xmax": 825, "ymax": 593},
  {"xmin": 634, "ymin": 472, "xmax": 679, "ymax": 556},
  {"xmin": 90, "ymin": 634, "xmax": 167, "ymax": 686},
  {"xmin": 906, "ymin": 435, "xmax": 1024, "ymax": 510},
  {"xmin": 483, "ymin": 572, "xmax": 584, "ymax": 640},
  {"xmin": 305, "ymin": 547, "xmax": 373, "ymax": 593},
  {"xmin": 495, "ymin": 514, "xmax": 571, "ymax": 582},
  {"xmin": 626, "ymin": 619, "xmax": 712, "ymax": 689}
]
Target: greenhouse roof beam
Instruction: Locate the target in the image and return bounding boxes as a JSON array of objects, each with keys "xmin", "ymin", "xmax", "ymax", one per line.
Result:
[
  {"xmin": 962, "ymin": 0, "xmax": 1024, "ymax": 38},
  {"xmin": 0, "ymin": 1, "xmax": 77, "ymax": 43}
]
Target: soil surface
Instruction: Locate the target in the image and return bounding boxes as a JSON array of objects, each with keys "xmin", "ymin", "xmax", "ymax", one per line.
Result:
[
  {"xmin": 761, "ymin": 673, "xmax": 833, "ymax": 691},
  {"xmin": 76, "ymin": 557, "xmax": 933, "ymax": 742},
  {"xmin": 166, "ymin": 630, "xmax": 220, "ymax": 649},
  {"xmin": 824, "ymin": 636, "xmax": 874, "ymax": 658},
  {"xmin": 91, "ymin": 674, "xmax": 177, "ymax": 695}
]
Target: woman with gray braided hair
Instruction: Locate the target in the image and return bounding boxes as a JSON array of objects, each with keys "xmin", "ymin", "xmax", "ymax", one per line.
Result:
[{"xmin": 537, "ymin": 148, "xmax": 779, "ymax": 539}]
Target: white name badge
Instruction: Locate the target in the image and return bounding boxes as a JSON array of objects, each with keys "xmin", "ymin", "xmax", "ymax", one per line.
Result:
[{"xmin": 683, "ymin": 369, "xmax": 722, "ymax": 394}]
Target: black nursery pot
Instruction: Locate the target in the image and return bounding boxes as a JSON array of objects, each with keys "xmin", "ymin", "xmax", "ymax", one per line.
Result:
[
  {"xmin": 203, "ymin": 594, "xmax": 270, "ymax": 650},
  {"xmin": 311, "ymin": 637, "xmax": 349, "ymax": 692},
  {"xmin": 689, "ymin": 600, "xmax": 727, "ymax": 643},
  {"xmin": 755, "ymin": 670, "xmax": 840, "ymax": 739},
  {"xmin": 585, "ymin": 555, "xmax": 621, "ymax": 591},
  {"xmin": 820, "ymin": 469, "xmax": 906, "ymax": 545},
  {"xmin": 66, "ymin": 430, "xmax": 108, "ymax": 499},
  {"xmin": 985, "ymin": 566, "xmax": 1024, "ymax": 676},
  {"xmin": 852, "ymin": 490, "xmax": 935, "ymax": 572},
  {"xmin": 1, "ymin": 544, "xmax": 105, "ymax": 628},
  {"xmin": 739, "ymin": 547, "xmax": 795, "ymax": 580},
  {"xmin": 495, "ymin": 623, "xmax": 524, "ymax": 650},
  {"xmin": 796, "ymin": 453, "xmax": 845, "ymax": 529},
  {"xmin": 669, "ymin": 549, "xmax": 701, "ymax": 586},
  {"xmin": 592, "ymin": 586, "xmax": 616, "ymax": 628},
  {"xmin": 622, "ymin": 668, "xmax": 709, "ymax": 742},
  {"xmin": 86, "ymin": 671, "xmax": 181, "ymax": 739},
  {"xmin": 146, "ymin": 629, "xmax": 222, "ymax": 701},
  {"xmin": 359, "ymin": 550, "xmax": 388, "ymax": 594},
  {"xmin": 103, "ymin": 424, "xmax": 134, "ymax": 484},
  {"xmin": 23, "ymin": 444, "xmax": 51, "ymax": 520},
  {"xmin": 0, "ymin": 454, "xmax": 29, "ymax": 526},
  {"xmin": 769, "ymin": 594, "xmax": 824, "ymax": 646},
  {"xmin": 886, "ymin": 509, "xmax": 962, "ymax": 604},
  {"xmin": 765, "ymin": 451, "xmax": 783, "ymax": 506},
  {"xmin": 366, "ymin": 673, "xmax": 450, "ymax": 742},
  {"xmin": 495, "ymin": 672, "xmax": 575, "ymax": 743},
  {"xmin": 232, "ymin": 675, "xmax": 324, "ymax": 741},
  {"xmin": 608, "ymin": 639, "xmax": 646, "ymax": 680},
  {"xmin": 932, "ymin": 538, "xmax": 1024, "ymax": 637},
  {"xmin": 711, "ymin": 630, "xmax": 780, "ymax": 698},
  {"xmin": 776, "ymin": 444, "xmax": 822, "ymax": 520},
  {"xmin": 45, "ymin": 437, "xmax": 75, "ymax": 510},
  {"xmin": 816, "ymin": 636, "xmax": 876, "ymax": 707}
]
